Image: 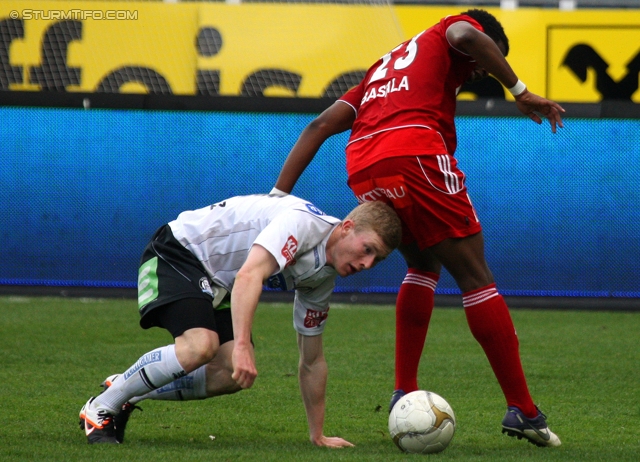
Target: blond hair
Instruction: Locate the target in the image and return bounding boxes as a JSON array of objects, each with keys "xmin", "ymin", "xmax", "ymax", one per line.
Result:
[{"xmin": 345, "ymin": 201, "xmax": 402, "ymax": 252}]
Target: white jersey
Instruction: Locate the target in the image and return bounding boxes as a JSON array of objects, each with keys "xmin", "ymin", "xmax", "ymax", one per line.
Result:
[{"xmin": 168, "ymin": 194, "xmax": 341, "ymax": 336}]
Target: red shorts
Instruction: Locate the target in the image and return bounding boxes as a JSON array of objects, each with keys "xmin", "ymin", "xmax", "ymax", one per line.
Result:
[{"xmin": 347, "ymin": 155, "xmax": 482, "ymax": 249}]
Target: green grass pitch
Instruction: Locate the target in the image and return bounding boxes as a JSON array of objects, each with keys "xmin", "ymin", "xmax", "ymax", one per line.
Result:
[{"xmin": 1, "ymin": 296, "xmax": 638, "ymax": 461}]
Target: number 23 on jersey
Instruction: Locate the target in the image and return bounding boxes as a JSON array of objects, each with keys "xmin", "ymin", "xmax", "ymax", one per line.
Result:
[{"xmin": 368, "ymin": 31, "xmax": 424, "ymax": 84}]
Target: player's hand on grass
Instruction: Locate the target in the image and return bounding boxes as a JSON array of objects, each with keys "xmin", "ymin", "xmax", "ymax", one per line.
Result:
[
  {"xmin": 231, "ymin": 344, "xmax": 257, "ymax": 389},
  {"xmin": 514, "ymin": 90, "xmax": 565, "ymax": 134},
  {"xmin": 312, "ymin": 435, "xmax": 355, "ymax": 448}
]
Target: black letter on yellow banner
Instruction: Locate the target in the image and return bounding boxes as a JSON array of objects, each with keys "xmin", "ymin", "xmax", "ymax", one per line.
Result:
[
  {"xmin": 96, "ymin": 66, "xmax": 172, "ymax": 94},
  {"xmin": 322, "ymin": 71, "xmax": 366, "ymax": 98},
  {"xmin": 241, "ymin": 69, "xmax": 301, "ymax": 97},
  {"xmin": 196, "ymin": 26, "xmax": 222, "ymax": 96},
  {"xmin": 0, "ymin": 18, "xmax": 24, "ymax": 89},
  {"xmin": 460, "ymin": 77, "xmax": 505, "ymax": 100},
  {"xmin": 29, "ymin": 20, "xmax": 82, "ymax": 91},
  {"xmin": 562, "ymin": 44, "xmax": 640, "ymax": 100}
]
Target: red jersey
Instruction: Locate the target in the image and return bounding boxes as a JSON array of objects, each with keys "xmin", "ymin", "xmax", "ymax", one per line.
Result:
[{"xmin": 339, "ymin": 15, "xmax": 483, "ymax": 176}]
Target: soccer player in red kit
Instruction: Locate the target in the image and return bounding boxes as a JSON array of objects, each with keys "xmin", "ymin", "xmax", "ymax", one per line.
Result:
[{"xmin": 272, "ymin": 9, "xmax": 564, "ymax": 447}]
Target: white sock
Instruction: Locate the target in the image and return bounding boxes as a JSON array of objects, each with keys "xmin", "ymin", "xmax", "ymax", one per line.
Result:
[
  {"xmin": 94, "ymin": 345, "xmax": 185, "ymax": 413},
  {"xmin": 130, "ymin": 365, "xmax": 208, "ymax": 403}
]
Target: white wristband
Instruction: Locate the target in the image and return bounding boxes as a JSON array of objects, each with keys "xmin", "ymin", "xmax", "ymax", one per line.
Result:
[
  {"xmin": 269, "ymin": 187, "xmax": 288, "ymax": 197},
  {"xmin": 508, "ymin": 79, "xmax": 527, "ymax": 97}
]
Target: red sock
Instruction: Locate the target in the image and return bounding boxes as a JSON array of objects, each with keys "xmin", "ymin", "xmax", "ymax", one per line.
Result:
[
  {"xmin": 463, "ymin": 284, "xmax": 537, "ymax": 418},
  {"xmin": 394, "ymin": 269, "xmax": 439, "ymax": 392}
]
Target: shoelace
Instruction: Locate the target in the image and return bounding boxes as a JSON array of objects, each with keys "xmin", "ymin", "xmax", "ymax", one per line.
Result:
[{"xmin": 95, "ymin": 410, "xmax": 114, "ymax": 426}]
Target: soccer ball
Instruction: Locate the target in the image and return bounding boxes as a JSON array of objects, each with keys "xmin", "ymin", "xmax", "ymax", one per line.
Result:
[{"xmin": 388, "ymin": 390, "xmax": 456, "ymax": 454}]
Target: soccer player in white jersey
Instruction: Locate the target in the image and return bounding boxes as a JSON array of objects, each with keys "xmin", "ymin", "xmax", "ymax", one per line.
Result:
[{"xmin": 79, "ymin": 194, "xmax": 401, "ymax": 447}]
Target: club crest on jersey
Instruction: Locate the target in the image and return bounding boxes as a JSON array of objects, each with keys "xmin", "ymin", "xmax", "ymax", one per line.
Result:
[
  {"xmin": 303, "ymin": 308, "xmax": 329, "ymax": 328},
  {"xmin": 199, "ymin": 277, "xmax": 214, "ymax": 296},
  {"xmin": 281, "ymin": 235, "xmax": 298, "ymax": 267},
  {"xmin": 266, "ymin": 273, "xmax": 287, "ymax": 291},
  {"xmin": 305, "ymin": 203, "xmax": 325, "ymax": 216}
]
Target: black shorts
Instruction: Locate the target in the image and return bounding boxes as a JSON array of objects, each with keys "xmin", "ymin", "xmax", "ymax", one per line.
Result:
[
  {"xmin": 144, "ymin": 297, "xmax": 234, "ymax": 344},
  {"xmin": 137, "ymin": 225, "xmax": 233, "ymax": 344}
]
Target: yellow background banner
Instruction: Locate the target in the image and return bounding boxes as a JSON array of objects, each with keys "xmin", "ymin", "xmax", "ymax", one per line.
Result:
[
  {"xmin": 2, "ymin": 2, "xmax": 640, "ymax": 102},
  {"xmin": 396, "ymin": 6, "xmax": 640, "ymax": 103}
]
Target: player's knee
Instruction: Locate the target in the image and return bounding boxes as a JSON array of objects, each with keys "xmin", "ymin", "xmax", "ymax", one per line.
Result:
[
  {"xmin": 177, "ymin": 328, "xmax": 219, "ymax": 369},
  {"xmin": 191, "ymin": 343, "xmax": 217, "ymax": 365}
]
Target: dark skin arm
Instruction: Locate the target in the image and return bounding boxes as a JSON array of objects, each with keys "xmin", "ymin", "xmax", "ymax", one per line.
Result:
[
  {"xmin": 274, "ymin": 102, "xmax": 355, "ymax": 193},
  {"xmin": 446, "ymin": 21, "xmax": 565, "ymax": 133}
]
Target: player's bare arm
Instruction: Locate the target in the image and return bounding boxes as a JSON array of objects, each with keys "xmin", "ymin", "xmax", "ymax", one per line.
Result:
[
  {"xmin": 274, "ymin": 101, "xmax": 355, "ymax": 193},
  {"xmin": 297, "ymin": 333, "xmax": 355, "ymax": 448},
  {"xmin": 447, "ymin": 21, "xmax": 565, "ymax": 133},
  {"xmin": 230, "ymin": 244, "xmax": 279, "ymax": 389},
  {"xmin": 446, "ymin": 21, "xmax": 518, "ymax": 86},
  {"xmin": 513, "ymin": 90, "xmax": 565, "ymax": 133}
]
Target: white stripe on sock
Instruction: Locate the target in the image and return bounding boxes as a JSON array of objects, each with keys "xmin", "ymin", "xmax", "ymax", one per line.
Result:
[
  {"xmin": 402, "ymin": 273, "xmax": 438, "ymax": 291},
  {"xmin": 463, "ymin": 287, "xmax": 499, "ymax": 307}
]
